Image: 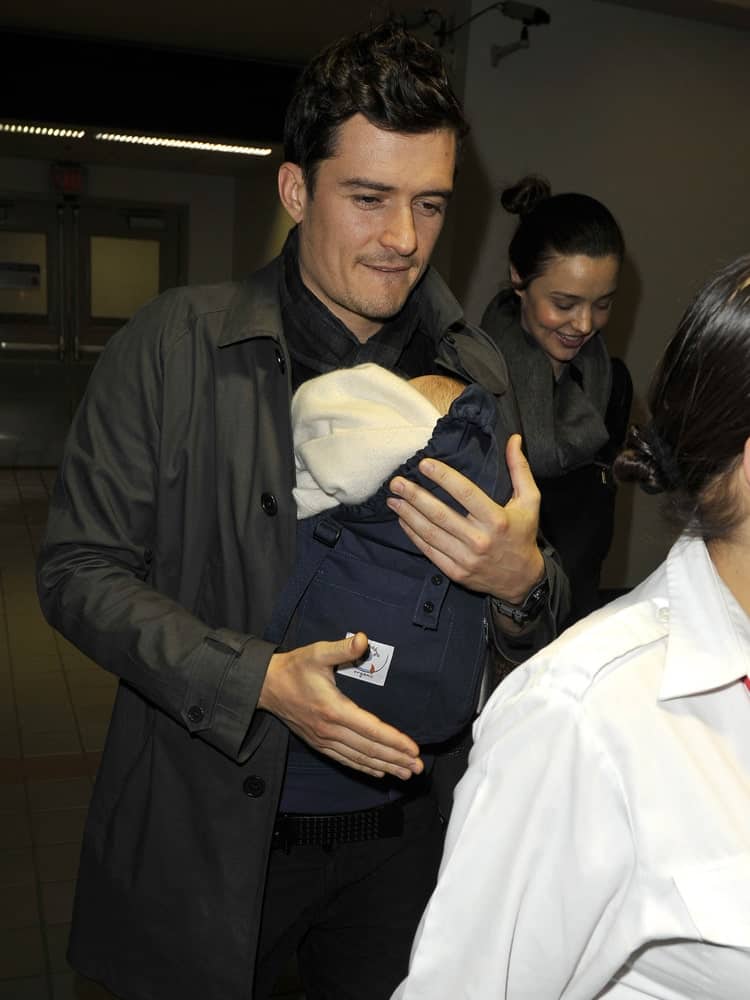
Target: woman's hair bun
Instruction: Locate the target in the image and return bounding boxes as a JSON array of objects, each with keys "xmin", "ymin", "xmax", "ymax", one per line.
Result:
[{"xmin": 500, "ymin": 174, "xmax": 552, "ymax": 217}]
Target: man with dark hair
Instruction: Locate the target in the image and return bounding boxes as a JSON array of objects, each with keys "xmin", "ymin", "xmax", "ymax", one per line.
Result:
[
  {"xmin": 283, "ymin": 22, "xmax": 469, "ymax": 194},
  {"xmin": 37, "ymin": 21, "xmax": 568, "ymax": 1000}
]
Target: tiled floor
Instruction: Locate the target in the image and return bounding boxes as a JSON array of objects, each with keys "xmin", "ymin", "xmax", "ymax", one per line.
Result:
[
  {"xmin": 0, "ymin": 469, "xmax": 303, "ymax": 1000},
  {"xmin": 0, "ymin": 468, "xmax": 112, "ymax": 1000}
]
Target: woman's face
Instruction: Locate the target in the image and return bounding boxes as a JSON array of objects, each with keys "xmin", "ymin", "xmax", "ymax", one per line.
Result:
[{"xmin": 512, "ymin": 253, "xmax": 620, "ymax": 376}]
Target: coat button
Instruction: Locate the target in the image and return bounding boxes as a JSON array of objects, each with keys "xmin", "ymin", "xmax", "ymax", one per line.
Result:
[
  {"xmin": 187, "ymin": 705, "xmax": 204, "ymax": 723},
  {"xmin": 431, "ymin": 574, "xmax": 443, "ymax": 586},
  {"xmin": 275, "ymin": 347, "xmax": 286, "ymax": 374},
  {"xmin": 243, "ymin": 775, "xmax": 265, "ymax": 798},
  {"xmin": 423, "ymin": 600, "xmax": 434, "ymax": 614},
  {"xmin": 260, "ymin": 492, "xmax": 278, "ymax": 516}
]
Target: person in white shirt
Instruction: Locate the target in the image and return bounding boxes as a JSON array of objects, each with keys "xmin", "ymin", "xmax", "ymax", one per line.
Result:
[{"xmin": 392, "ymin": 253, "xmax": 750, "ymax": 1000}]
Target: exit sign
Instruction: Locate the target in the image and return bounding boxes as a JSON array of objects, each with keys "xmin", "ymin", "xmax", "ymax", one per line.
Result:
[{"xmin": 51, "ymin": 162, "xmax": 85, "ymax": 196}]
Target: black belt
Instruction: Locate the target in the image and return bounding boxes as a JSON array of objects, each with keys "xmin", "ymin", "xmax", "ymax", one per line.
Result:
[{"xmin": 272, "ymin": 800, "xmax": 405, "ymax": 852}]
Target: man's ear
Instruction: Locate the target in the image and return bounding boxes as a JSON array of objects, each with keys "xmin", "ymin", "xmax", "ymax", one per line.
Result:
[
  {"xmin": 742, "ymin": 437, "xmax": 750, "ymax": 489},
  {"xmin": 278, "ymin": 163, "xmax": 307, "ymax": 224},
  {"xmin": 509, "ymin": 265, "xmax": 523, "ymax": 297}
]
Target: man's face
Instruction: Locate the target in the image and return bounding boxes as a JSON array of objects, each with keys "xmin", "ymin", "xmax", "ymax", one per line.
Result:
[{"xmin": 279, "ymin": 114, "xmax": 456, "ymax": 343}]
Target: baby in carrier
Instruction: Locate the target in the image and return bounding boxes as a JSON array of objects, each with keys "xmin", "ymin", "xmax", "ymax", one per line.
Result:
[
  {"xmin": 292, "ymin": 364, "xmax": 469, "ymax": 520},
  {"xmin": 266, "ymin": 363, "xmax": 504, "ymax": 762}
]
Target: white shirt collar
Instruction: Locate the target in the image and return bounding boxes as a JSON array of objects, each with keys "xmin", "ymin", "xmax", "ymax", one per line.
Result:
[{"xmin": 659, "ymin": 534, "xmax": 750, "ymax": 700}]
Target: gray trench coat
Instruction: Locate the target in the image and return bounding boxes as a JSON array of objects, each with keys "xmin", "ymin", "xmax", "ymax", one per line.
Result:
[{"xmin": 37, "ymin": 256, "xmax": 567, "ymax": 1000}]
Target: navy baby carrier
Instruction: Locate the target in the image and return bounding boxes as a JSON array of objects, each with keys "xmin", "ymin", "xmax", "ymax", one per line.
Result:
[{"xmin": 264, "ymin": 384, "xmax": 503, "ymax": 745}]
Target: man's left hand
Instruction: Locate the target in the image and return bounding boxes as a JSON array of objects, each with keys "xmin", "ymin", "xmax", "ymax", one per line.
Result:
[{"xmin": 387, "ymin": 433, "xmax": 544, "ymax": 605}]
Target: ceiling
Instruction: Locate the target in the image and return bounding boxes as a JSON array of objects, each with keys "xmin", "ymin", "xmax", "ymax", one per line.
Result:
[
  {"xmin": 1, "ymin": 1, "xmax": 746, "ymax": 176},
  {"xmin": 0, "ymin": 1, "xmax": 438, "ymax": 63},
  {"xmin": 0, "ymin": 1, "xmax": 452, "ymax": 174},
  {"xmin": 2, "ymin": 0, "xmax": 748, "ymax": 63},
  {"xmin": 597, "ymin": 0, "xmax": 750, "ymax": 30}
]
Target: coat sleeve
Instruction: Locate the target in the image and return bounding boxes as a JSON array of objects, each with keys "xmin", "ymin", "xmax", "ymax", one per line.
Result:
[
  {"xmin": 436, "ymin": 323, "xmax": 572, "ymax": 663},
  {"xmin": 393, "ymin": 681, "xmax": 637, "ymax": 1000},
  {"xmin": 36, "ymin": 292, "xmax": 275, "ymax": 763},
  {"xmin": 476, "ymin": 329, "xmax": 571, "ymax": 664},
  {"xmin": 490, "ymin": 540, "xmax": 571, "ymax": 668}
]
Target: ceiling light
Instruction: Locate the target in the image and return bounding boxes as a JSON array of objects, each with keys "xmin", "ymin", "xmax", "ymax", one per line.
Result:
[
  {"xmin": 95, "ymin": 132, "xmax": 272, "ymax": 157},
  {"xmin": 0, "ymin": 123, "xmax": 85, "ymax": 139}
]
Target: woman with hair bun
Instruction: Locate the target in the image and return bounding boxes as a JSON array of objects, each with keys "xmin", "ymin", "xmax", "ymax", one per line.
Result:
[
  {"xmin": 394, "ymin": 255, "xmax": 750, "ymax": 1000},
  {"xmin": 481, "ymin": 175, "xmax": 631, "ymax": 622}
]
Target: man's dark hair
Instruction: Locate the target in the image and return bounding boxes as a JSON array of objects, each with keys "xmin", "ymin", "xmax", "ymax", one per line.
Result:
[{"xmin": 283, "ymin": 20, "xmax": 469, "ymax": 194}]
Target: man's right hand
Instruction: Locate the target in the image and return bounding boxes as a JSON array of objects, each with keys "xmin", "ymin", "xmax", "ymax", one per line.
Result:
[{"xmin": 257, "ymin": 631, "xmax": 424, "ymax": 780}]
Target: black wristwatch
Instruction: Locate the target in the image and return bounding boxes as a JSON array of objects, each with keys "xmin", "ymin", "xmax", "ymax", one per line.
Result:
[{"xmin": 491, "ymin": 576, "xmax": 550, "ymax": 626}]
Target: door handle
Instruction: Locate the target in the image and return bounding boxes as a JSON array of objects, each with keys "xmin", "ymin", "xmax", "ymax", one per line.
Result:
[
  {"xmin": 56, "ymin": 204, "xmax": 66, "ymax": 360},
  {"xmin": 72, "ymin": 204, "xmax": 80, "ymax": 362},
  {"xmin": 0, "ymin": 341, "xmax": 59, "ymax": 352}
]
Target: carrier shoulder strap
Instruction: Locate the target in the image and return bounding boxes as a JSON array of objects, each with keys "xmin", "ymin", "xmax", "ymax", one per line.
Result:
[{"xmin": 263, "ymin": 515, "xmax": 341, "ymax": 646}]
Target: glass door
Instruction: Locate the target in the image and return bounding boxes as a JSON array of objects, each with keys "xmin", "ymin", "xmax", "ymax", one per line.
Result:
[{"xmin": 0, "ymin": 195, "xmax": 186, "ymax": 466}]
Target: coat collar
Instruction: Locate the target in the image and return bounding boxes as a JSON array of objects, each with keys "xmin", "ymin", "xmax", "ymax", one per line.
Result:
[
  {"xmin": 216, "ymin": 254, "xmax": 465, "ymax": 350},
  {"xmin": 414, "ymin": 266, "xmax": 464, "ymax": 335},
  {"xmin": 659, "ymin": 534, "xmax": 750, "ymax": 700},
  {"xmin": 218, "ymin": 258, "xmax": 285, "ymax": 347}
]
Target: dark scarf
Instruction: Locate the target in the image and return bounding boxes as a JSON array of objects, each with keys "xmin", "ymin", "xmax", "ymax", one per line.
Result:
[
  {"xmin": 278, "ymin": 228, "xmax": 429, "ymax": 389},
  {"xmin": 487, "ymin": 291, "xmax": 611, "ymax": 478}
]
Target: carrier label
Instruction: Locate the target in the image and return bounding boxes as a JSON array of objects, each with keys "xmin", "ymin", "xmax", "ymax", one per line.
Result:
[{"xmin": 337, "ymin": 633, "xmax": 394, "ymax": 687}]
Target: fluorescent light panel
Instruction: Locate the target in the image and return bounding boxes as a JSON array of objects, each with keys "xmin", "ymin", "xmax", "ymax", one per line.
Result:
[
  {"xmin": 0, "ymin": 121, "xmax": 272, "ymax": 157},
  {"xmin": 0, "ymin": 123, "xmax": 85, "ymax": 138},
  {"xmin": 95, "ymin": 132, "xmax": 272, "ymax": 157}
]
